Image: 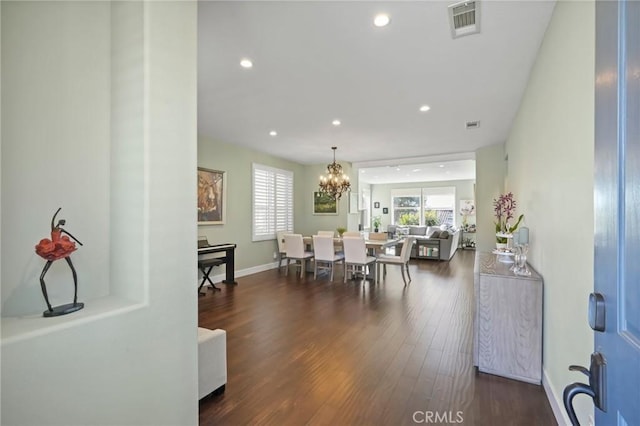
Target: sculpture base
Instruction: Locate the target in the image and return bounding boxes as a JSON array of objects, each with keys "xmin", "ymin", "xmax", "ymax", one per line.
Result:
[{"xmin": 43, "ymin": 302, "xmax": 84, "ymax": 317}]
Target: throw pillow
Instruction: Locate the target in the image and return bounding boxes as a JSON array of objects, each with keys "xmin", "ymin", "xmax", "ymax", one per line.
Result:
[
  {"xmin": 409, "ymin": 226, "xmax": 427, "ymax": 236},
  {"xmin": 439, "ymin": 230, "xmax": 450, "ymax": 239},
  {"xmin": 429, "ymin": 230, "xmax": 441, "ymax": 239}
]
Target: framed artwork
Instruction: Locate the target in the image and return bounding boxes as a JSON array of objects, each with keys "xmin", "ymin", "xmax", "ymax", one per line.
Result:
[
  {"xmin": 383, "ymin": 207, "xmax": 389, "ymax": 214},
  {"xmin": 198, "ymin": 167, "xmax": 226, "ymax": 224},
  {"xmin": 313, "ymin": 192, "xmax": 338, "ymax": 215},
  {"xmin": 460, "ymin": 199, "xmax": 476, "ymax": 216},
  {"xmin": 374, "ymin": 201, "xmax": 380, "ymax": 208}
]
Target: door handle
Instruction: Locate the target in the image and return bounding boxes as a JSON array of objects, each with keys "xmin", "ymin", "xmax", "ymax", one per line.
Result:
[
  {"xmin": 563, "ymin": 352, "xmax": 607, "ymax": 426},
  {"xmin": 588, "ymin": 292, "xmax": 606, "ymax": 332}
]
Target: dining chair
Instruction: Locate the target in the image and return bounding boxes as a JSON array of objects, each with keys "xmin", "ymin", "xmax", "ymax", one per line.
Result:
[
  {"xmin": 376, "ymin": 237, "xmax": 415, "ymax": 285},
  {"xmin": 342, "ymin": 236, "xmax": 377, "ymax": 283},
  {"xmin": 276, "ymin": 231, "xmax": 288, "ymax": 272},
  {"xmin": 284, "ymin": 234, "xmax": 314, "ymax": 278},
  {"xmin": 342, "ymin": 231, "xmax": 361, "ymax": 237},
  {"xmin": 317, "ymin": 230, "xmax": 335, "ymax": 237},
  {"xmin": 312, "ymin": 235, "xmax": 344, "ymax": 281}
]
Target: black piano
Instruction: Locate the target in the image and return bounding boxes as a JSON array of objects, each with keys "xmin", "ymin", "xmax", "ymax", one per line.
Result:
[{"xmin": 197, "ymin": 238, "xmax": 237, "ymax": 286}]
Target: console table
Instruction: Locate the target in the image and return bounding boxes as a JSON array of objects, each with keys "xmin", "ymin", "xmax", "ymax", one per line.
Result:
[{"xmin": 473, "ymin": 252, "xmax": 543, "ymax": 384}]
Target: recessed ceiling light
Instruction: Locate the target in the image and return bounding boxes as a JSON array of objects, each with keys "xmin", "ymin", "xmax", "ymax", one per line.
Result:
[
  {"xmin": 396, "ymin": 167, "xmax": 401, "ymax": 171},
  {"xmin": 240, "ymin": 58, "xmax": 253, "ymax": 68},
  {"xmin": 419, "ymin": 105, "xmax": 431, "ymax": 112},
  {"xmin": 412, "ymin": 168, "xmax": 421, "ymax": 172},
  {"xmin": 269, "ymin": 130, "xmax": 277, "ymax": 136},
  {"xmin": 439, "ymin": 164, "xmax": 445, "ymax": 168},
  {"xmin": 332, "ymin": 119, "xmax": 341, "ymax": 126},
  {"xmin": 374, "ymin": 14, "xmax": 391, "ymax": 27}
]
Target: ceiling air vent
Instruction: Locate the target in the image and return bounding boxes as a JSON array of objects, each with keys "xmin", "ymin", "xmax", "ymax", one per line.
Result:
[
  {"xmin": 466, "ymin": 120, "xmax": 480, "ymax": 129},
  {"xmin": 448, "ymin": 1, "xmax": 480, "ymax": 39}
]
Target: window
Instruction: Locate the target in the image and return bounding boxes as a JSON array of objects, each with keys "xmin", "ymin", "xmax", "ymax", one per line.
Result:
[
  {"xmin": 252, "ymin": 163, "xmax": 293, "ymax": 241},
  {"xmin": 390, "ymin": 187, "xmax": 456, "ymax": 227},
  {"xmin": 391, "ymin": 189, "xmax": 421, "ymax": 225},
  {"xmin": 423, "ymin": 187, "xmax": 456, "ymax": 227}
]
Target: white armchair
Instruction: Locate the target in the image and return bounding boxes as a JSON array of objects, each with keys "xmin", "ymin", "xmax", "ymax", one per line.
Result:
[{"xmin": 376, "ymin": 237, "xmax": 415, "ymax": 285}]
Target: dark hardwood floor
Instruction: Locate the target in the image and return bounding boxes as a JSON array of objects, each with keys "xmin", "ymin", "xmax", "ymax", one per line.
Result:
[{"xmin": 198, "ymin": 250, "xmax": 556, "ymax": 426}]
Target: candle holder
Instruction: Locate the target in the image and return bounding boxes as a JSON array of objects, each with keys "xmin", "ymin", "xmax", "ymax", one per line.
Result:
[{"xmin": 513, "ymin": 243, "xmax": 531, "ymax": 276}]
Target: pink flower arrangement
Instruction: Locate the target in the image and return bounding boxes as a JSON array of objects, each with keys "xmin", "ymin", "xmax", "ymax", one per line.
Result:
[{"xmin": 493, "ymin": 192, "xmax": 524, "ymax": 242}]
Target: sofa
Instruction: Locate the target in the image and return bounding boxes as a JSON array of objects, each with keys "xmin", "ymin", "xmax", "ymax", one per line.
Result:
[
  {"xmin": 388, "ymin": 225, "xmax": 460, "ymax": 261},
  {"xmin": 425, "ymin": 227, "xmax": 460, "ymax": 261}
]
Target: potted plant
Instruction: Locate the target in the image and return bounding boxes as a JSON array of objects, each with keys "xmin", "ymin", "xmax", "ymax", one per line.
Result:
[
  {"xmin": 372, "ymin": 216, "xmax": 382, "ymax": 233},
  {"xmin": 493, "ymin": 192, "xmax": 524, "ymax": 248},
  {"xmin": 336, "ymin": 227, "xmax": 347, "ymax": 237}
]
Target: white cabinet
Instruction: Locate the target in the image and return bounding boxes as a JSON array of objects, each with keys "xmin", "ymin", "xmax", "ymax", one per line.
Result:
[{"xmin": 473, "ymin": 252, "xmax": 543, "ymax": 384}]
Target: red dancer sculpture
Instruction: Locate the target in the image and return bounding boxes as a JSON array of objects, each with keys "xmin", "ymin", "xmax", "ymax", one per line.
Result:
[{"xmin": 35, "ymin": 208, "xmax": 84, "ymax": 317}]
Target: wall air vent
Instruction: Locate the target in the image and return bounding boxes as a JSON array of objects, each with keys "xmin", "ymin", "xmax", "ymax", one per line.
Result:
[
  {"xmin": 466, "ymin": 120, "xmax": 480, "ymax": 129},
  {"xmin": 448, "ymin": 1, "xmax": 480, "ymax": 39}
]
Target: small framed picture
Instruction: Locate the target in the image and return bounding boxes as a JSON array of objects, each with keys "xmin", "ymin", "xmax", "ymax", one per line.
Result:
[
  {"xmin": 383, "ymin": 207, "xmax": 389, "ymax": 214},
  {"xmin": 374, "ymin": 201, "xmax": 380, "ymax": 208}
]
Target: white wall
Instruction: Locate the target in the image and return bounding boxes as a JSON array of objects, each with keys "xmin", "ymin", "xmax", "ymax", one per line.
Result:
[
  {"xmin": 505, "ymin": 2, "xmax": 595, "ymax": 424},
  {"xmin": 1, "ymin": 2, "xmax": 199, "ymax": 424},
  {"xmin": 1, "ymin": 1, "xmax": 112, "ymax": 316}
]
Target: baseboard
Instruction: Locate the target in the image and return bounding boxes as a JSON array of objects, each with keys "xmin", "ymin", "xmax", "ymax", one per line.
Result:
[
  {"xmin": 542, "ymin": 367, "xmax": 570, "ymax": 426},
  {"xmin": 202, "ymin": 261, "xmax": 280, "ymax": 285}
]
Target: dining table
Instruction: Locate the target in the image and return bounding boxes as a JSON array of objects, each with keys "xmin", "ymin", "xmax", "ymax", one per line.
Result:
[
  {"xmin": 301, "ymin": 235, "xmax": 401, "ymax": 279},
  {"xmin": 302, "ymin": 235, "xmax": 402, "ymax": 255}
]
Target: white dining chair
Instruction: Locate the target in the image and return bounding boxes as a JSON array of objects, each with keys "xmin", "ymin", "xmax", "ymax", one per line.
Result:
[
  {"xmin": 276, "ymin": 231, "xmax": 288, "ymax": 272},
  {"xmin": 376, "ymin": 237, "xmax": 415, "ymax": 285},
  {"xmin": 317, "ymin": 230, "xmax": 335, "ymax": 237},
  {"xmin": 284, "ymin": 234, "xmax": 314, "ymax": 278},
  {"xmin": 312, "ymin": 235, "xmax": 344, "ymax": 281},
  {"xmin": 342, "ymin": 236, "xmax": 377, "ymax": 283}
]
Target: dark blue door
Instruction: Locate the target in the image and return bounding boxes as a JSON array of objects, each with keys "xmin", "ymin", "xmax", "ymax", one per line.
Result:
[{"xmin": 594, "ymin": 1, "xmax": 640, "ymax": 424}]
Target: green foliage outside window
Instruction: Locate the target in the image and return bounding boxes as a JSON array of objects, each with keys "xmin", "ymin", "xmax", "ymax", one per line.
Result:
[
  {"xmin": 424, "ymin": 210, "xmax": 440, "ymax": 226},
  {"xmin": 398, "ymin": 212, "xmax": 420, "ymax": 225},
  {"xmin": 393, "ymin": 196, "xmax": 420, "ymax": 208}
]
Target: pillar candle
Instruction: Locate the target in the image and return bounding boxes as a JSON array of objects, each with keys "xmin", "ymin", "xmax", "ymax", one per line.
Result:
[{"xmin": 519, "ymin": 227, "xmax": 529, "ymax": 245}]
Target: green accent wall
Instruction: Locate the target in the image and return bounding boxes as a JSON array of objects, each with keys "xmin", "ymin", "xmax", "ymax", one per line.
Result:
[
  {"xmin": 198, "ymin": 137, "xmax": 351, "ymax": 271},
  {"xmin": 504, "ymin": 1, "xmax": 595, "ymax": 424}
]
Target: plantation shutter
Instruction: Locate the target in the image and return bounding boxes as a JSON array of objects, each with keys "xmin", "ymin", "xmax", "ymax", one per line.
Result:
[{"xmin": 253, "ymin": 163, "xmax": 294, "ymax": 241}]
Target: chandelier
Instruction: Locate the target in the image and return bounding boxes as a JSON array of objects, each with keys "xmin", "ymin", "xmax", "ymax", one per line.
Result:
[{"xmin": 319, "ymin": 146, "xmax": 351, "ymax": 200}]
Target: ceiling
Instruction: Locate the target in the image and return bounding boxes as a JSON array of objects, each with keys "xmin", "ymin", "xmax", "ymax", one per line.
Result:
[
  {"xmin": 198, "ymin": 1, "xmax": 556, "ymax": 170},
  {"xmin": 358, "ymin": 159, "xmax": 476, "ymax": 185}
]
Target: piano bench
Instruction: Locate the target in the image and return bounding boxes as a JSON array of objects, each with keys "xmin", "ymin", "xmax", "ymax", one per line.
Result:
[{"xmin": 198, "ymin": 258, "xmax": 224, "ymax": 295}]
